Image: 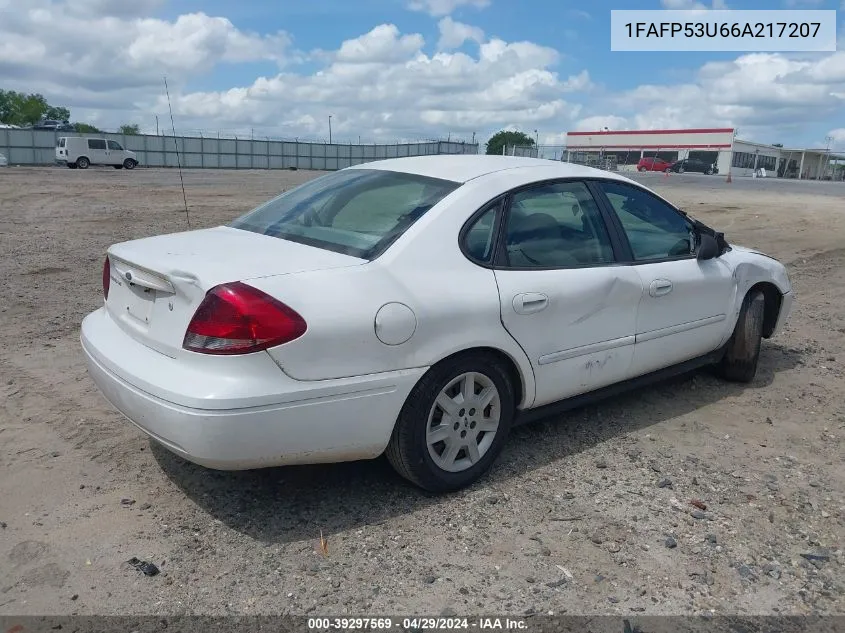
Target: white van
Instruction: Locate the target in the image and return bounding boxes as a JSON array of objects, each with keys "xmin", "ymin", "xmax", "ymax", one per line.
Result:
[{"xmin": 56, "ymin": 137, "xmax": 139, "ymax": 170}]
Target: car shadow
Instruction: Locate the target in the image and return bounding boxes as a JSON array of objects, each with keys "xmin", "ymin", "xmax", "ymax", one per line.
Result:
[{"xmin": 152, "ymin": 342, "xmax": 802, "ymax": 545}]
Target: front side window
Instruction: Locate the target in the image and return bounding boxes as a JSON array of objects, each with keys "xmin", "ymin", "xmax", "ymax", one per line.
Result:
[
  {"xmin": 87, "ymin": 139, "xmax": 106, "ymax": 150},
  {"xmin": 597, "ymin": 181, "xmax": 696, "ymax": 261},
  {"xmin": 230, "ymin": 169, "xmax": 460, "ymax": 259},
  {"xmin": 107, "ymin": 140, "xmax": 123, "ymax": 150},
  {"xmin": 502, "ymin": 181, "xmax": 615, "ymax": 268}
]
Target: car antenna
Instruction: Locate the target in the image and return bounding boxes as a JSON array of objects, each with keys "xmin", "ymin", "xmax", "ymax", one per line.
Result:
[{"xmin": 163, "ymin": 75, "xmax": 191, "ymax": 229}]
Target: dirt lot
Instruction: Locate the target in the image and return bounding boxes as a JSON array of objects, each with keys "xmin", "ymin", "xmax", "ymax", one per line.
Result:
[{"xmin": 1, "ymin": 166, "xmax": 843, "ymax": 617}]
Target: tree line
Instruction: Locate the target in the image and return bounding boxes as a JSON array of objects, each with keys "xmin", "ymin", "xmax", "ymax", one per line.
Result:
[{"xmin": 0, "ymin": 90, "xmax": 140, "ymax": 135}]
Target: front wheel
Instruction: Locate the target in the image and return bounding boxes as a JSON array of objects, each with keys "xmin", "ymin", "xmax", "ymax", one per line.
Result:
[
  {"xmin": 706, "ymin": 167, "xmax": 714, "ymax": 175},
  {"xmin": 123, "ymin": 159, "xmax": 137, "ymax": 170},
  {"xmin": 718, "ymin": 290, "xmax": 765, "ymax": 383},
  {"xmin": 386, "ymin": 353, "xmax": 515, "ymax": 492}
]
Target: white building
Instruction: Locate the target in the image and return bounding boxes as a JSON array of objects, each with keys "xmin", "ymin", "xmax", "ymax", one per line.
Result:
[{"xmin": 564, "ymin": 127, "xmax": 839, "ymax": 179}]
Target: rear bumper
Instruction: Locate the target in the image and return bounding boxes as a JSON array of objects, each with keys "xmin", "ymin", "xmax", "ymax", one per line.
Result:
[{"xmin": 80, "ymin": 307, "xmax": 427, "ymax": 469}]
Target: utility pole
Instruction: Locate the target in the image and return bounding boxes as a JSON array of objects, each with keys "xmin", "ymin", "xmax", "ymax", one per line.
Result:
[
  {"xmin": 155, "ymin": 115, "xmax": 159, "ymax": 135},
  {"xmin": 328, "ymin": 115, "xmax": 332, "ymax": 144}
]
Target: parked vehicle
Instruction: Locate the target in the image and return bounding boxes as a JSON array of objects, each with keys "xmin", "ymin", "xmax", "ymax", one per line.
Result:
[
  {"xmin": 31, "ymin": 119, "xmax": 75, "ymax": 131},
  {"xmin": 56, "ymin": 136, "xmax": 138, "ymax": 170},
  {"xmin": 0, "ymin": 152, "xmax": 7, "ymax": 167},
  {"xmin": 636, "ymin": 157, "xmax": 672, "ymax": 172},
  {"xmin": 667, "ymin": 158, "xmax": 718, "ymax": 175},
  {"xmin": 81, "ymin": 156, "xmax": 794, "ymax": 492}
]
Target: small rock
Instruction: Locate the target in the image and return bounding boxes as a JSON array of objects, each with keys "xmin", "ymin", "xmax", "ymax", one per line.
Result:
[
  {"xmin": 541, "ymin": 547, "xmax": 551, "ymax": 557},
  {"xmin": 595, "ymin": 459, "xmax": 608, "ymax": 470},
  {"xmin": 79, "ymin": 485, "xmax": 85, "ymax": 490},
  {"xmin": 769, "ymin": 512, "xmax": 775, "ymax": 523},
  {"xmin": 665, "ymin": 536, "xmax": 677, "ymax": 549},
  {"xmin": 546, "ymin": 579, "xmax": 567, "ymax": 588},
  {"xmin": 608, "ymin": 597, "xmax": 619, "ymax": 604},
  {"xmin": 764, "ymin": 564, "xmax": 782, "ymax": 579},
  {"xmin": 607, "ymin": 542, "xmax": 621, "ymax": 553},
  {"xmin": 657, "ymin": 478, "xmax": 673, "ymax": 489},
  {"xmin": 705, "ymin": 534, "xmax": 717, "ymax": 545},
  {"xmin": 690, "ymin": 510, "xmax": 707, "ymax": 520},
  {"xmin": 487, "ymin": 494, "xmax": 500, "ymax": 505},
  {"xmin": 737, "ymin": 564, "xmax": 757, "ymax": 581},
  {"xmin": 649, "ymin": 461, "xmax": 661, "ymax": 473},
  {"xmin": 424, "ymin": 575, "xmax": 436, "ymax": 584},
  {"xmin": 800, "ymin": 551, "xmax": 830, "ymax": 563},
  {"xmin": 70, "ymin": 594, "xmax": 78, "ymax": 601},
  {"xmin": 120, "ymin": 498, "xmax": 135, "ymax": 507},
  {"xmin": 526, "ymin": 576, "xmax": 536, "ymax": 584},
  {"xmin": 766, "ymin": 417, "xmax": 773, "ymax": 425},
  {"xmin": 459, "ymin": 587, "xmax": 468, "ymax": 595},
  {"xmin": 50, "ymin": 451, "xmax": 61, "ymax": 458},
  {"xmin": 591, "ymin": 534, "xmax": 604, "ymax": 545},
  {"xmin": 0, "ymin": 522, "xmax": 6, "ymax": 529}
]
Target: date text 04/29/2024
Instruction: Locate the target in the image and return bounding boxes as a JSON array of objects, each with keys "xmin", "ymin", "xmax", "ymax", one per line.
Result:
[{"xmin": 610, "ymin": 9, "xmax": 837, "ymax": 52}]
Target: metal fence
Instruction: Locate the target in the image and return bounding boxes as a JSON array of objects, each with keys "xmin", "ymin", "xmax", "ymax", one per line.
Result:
[
  {"xmin": 0, "ymin": 128, "xmax": 479, "ymax": 170},
  {"xmin": 505, "ymin": 144, "xmax": 568, "ymax": 160}
]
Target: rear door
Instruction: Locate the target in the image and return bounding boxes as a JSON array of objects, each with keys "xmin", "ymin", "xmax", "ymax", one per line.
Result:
[
  {"xmin": 592, "ymin": 180, "xmax": 737, "ymax": 376},
  {"xmin": 490, "ymin": 180, "xmax": 644, "ymax": 407}
]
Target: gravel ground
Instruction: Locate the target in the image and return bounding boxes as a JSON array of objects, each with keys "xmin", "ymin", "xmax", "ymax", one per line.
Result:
[{"xmin": 0, "ymin": 166, "xmax": 843, "ymax": 617}]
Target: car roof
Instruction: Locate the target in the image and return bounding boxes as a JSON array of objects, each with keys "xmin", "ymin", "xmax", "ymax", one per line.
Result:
[{"xmin": 348, "ymin": 155, "xmax": 633, "ymax": 184}]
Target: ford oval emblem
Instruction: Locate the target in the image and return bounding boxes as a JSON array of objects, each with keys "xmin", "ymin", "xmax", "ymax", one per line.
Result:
[{"xmin": 125, "ymin": 271, "xmax": 132, "ymax": 281}]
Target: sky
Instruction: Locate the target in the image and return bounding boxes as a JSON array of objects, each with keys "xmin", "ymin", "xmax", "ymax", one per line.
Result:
[{"xmin": 0, "ymin": 0, "xmax": 843, "ymax": 149}]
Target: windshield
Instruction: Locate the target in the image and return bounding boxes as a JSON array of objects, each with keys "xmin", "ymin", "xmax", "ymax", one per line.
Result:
[{"xmin": 229, "ymin": 169, "xmax": 460, "ymax": 259}]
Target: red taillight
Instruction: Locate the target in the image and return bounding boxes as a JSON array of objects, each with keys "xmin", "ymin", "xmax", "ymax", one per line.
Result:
[
  {"xmin": 102, "ymin": 256, "xmax": 111, "ymax": 300},
  {"xmin": 183, "ymin": 282, "xmax": 307, "ymax": 355}
]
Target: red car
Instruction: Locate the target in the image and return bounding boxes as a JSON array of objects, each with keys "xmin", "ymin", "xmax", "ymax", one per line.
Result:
[{"xmin": 637, "ymin": 157, "xmax": 672, "ymax": 172}]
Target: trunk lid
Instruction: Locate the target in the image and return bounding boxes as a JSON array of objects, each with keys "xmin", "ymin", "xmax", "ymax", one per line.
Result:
[{"xmin": 105, "ymin": 226, "xmax": 363, "ymax": 358}]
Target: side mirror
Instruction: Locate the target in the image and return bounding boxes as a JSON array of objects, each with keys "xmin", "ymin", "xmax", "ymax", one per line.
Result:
[{"xmin": 697, "ymin": 233, "xmax": 720, "ymax": 261}]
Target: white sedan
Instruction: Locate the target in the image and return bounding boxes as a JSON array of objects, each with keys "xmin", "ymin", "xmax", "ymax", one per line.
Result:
[{"xmin": 81, "ymin": 156, "xmax": 794, "ymax": 492}]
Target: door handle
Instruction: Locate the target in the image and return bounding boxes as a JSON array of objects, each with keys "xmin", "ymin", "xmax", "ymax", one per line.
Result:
[
  {"xmin": 649, "ymin": 279, "xmax": 673, "ymax": 297},
  {"xmin": 513, "ymin": 293, "xmax": 549, "ymax": 315}
]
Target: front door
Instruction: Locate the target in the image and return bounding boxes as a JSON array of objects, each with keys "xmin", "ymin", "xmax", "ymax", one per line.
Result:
[
  {"xmin": 594, "ymin": 180, "xmax": 737, "ymax": 376},
  {"xmin": 490, "ymin": 180, "xmax": 644, "ymax": 407},
  {"xmin": 107, "ymin": 140, "xmax": 126, "ymax": 165}
]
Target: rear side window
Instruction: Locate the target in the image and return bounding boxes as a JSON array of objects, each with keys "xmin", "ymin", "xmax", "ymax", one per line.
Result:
[
  {"xmin": 230, "ymin": 169, "xmax": 460, "ymax": 259},
  {"xmin": 87, "ymin": 139, "xmax": 106, "ymax": 150},
  {"xmin": 462, "ymin": 199, "xmax": 502, "ymax": 264},
  {"xmin": 57, "ymin": 138, "xmax": 65, "ymax": 148}
]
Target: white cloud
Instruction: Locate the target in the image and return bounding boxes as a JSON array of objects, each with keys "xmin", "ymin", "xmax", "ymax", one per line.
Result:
[
  {"xmin": 336, "ymin": 24, "xmax": 423, "ymax": 63},
  {"xmin": 574, "ymin": 115, "xmax": 630, "ymax": 131},
  {"xmin": 437, "ymin": 17, "xmax": 484, "ymax": 50},
  {"xmin": 407, "ymin": 0, "xmax": 490, "ymax": 17}
]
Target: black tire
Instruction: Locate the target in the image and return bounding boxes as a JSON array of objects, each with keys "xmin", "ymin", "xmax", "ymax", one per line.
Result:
[
  {"xmin": 719, "ymin": 290, "xmax": 765, "ymax": 383},
  {"xmin": 706, "ymin": 168, "xmax": 714, "ymax": 175},
  {"xmin": 638, "ymin": 167, "xmax": 646, "ymax": 172},
  {"xmin": 76, "ymin": 156, "xmax": 90, "ymax": 169},
  {"xmin": 123, "ymin": 159, "xmax": 137, "ymax": 170},
  {"xmin": 386, "ymin": 352, "xmax": 515, "ymax": 492}
]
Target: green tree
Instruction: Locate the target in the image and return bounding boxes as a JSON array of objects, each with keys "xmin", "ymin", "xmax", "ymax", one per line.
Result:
[
  {"xmin": 0, "ymin": 90, "xmax": 70, "ymax": 126},
  {"xmin": 118, "ymin": 123, "xmax": 140, "ymax": 135},
  {"xmin": 73, "ymin": 122, "xmax": 102, "ymax": 133},
  {"xmin": 485, "ymin": 129, "xmax": 535, "ymax": 156}
]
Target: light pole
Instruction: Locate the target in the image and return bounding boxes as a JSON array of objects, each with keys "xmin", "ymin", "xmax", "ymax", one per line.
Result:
[
  {"xmin": 534, "ymin": 129, "xmax": 539, "ymax": 157},
  {"xmin": 328, "ymin": 115, "xmax": 332, "ymax": 144}
]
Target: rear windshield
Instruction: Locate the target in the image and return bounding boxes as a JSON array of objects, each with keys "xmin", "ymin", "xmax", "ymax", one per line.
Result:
[{"xmin": 229, "ymin": 169, "xmax": 460, "ymax": 259}]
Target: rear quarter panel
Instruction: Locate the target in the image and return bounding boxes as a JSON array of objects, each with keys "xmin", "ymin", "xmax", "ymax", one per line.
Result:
[{"xmin": 254, "ymin": 171, "xmax": 559, "ymax": 408}]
